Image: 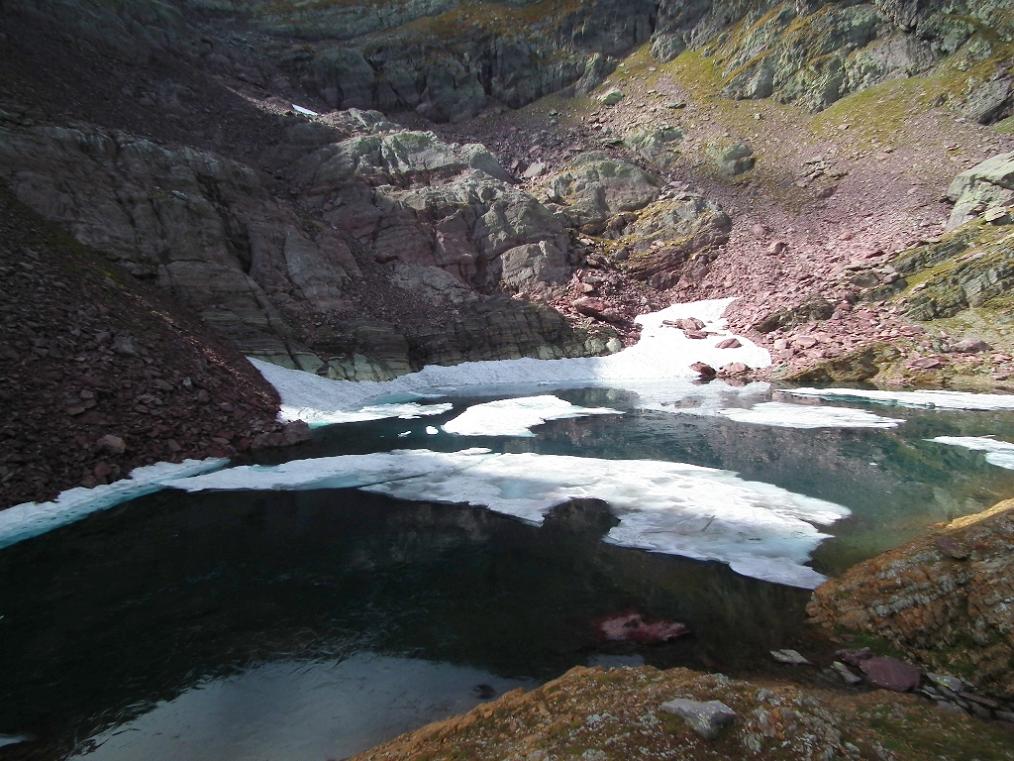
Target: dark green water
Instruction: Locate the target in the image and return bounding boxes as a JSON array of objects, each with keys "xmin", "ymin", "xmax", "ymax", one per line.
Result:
[{"xmin": 1, "ymin": 389, "xmax": 1011, "ymax": 760}]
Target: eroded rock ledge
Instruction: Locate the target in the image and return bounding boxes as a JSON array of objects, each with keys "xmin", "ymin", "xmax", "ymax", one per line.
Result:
[{"xmin": 808, "ymin": 498, "xmax": 1014, "ymax": 701}]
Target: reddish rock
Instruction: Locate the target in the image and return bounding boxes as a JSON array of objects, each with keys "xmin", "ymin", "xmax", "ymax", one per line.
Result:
[
  {"xmin": 663, "ymin": 317, "xmax": 705, "ymax": 331},
  {"xmin": 718, "ymin": 362, "xmax": 750, "ymax": 378},
  {"xmin": 572, "ymin": 297, "xmax": 607, "ymax": 317},
  {"xmin": 716, "ymin": 338, "xmax": 742, "ymax": 349},
  {"xmin": 685, "ymin": 330, "xmax": 708, "ymax": 340},
  {"xmin": 691, "ymin": 362, "xmax": 717, "ymax": 380},
  {"xmin": 597, "ymin": 612, "xmax": 689, "ymax": 644},
  {"xmin": 768, "ymin": 241, "xmax": 788, "ymax": 255},
  {"xmin": 859, "ymin": 657, "xmax": 921, "ymax": 692}
]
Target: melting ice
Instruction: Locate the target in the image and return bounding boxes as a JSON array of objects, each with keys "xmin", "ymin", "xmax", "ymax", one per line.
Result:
[
  {"xmin": 0, "ymin": 459, "xmax": 227, "ymax": 550},
  {"xmin": 928, "ymin": 436, "xmax": 1014, "ymax": 469},
  {"xmin": 168, "ymin": 448, "xmax": 850, "ymax": 589},
  {"xmin": 442, "ymin": 395, "xmax": 622, "ymax": 436}
]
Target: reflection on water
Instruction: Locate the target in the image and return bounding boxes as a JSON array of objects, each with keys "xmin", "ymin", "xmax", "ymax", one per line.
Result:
[
  {"xmin": 1, "ymin": 385, "xmax": 1012, "ymax": 760},
  {"xmin": 71, "ymin": 655, "xmax": 533, "ymax": 761}
]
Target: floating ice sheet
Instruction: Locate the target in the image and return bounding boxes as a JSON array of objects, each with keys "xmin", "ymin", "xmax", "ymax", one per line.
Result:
[
  {"xmin": 0, "ymin": 459, "xmax": 227, "ymax": 550},
  {"xmin": 679, "ymin": 401, "xmax": 904, "ymax": 429},
  {"xmin": 787, "ymin": 387, "xmax": 1014, "ymax": 411},
  {"xmin": 250, "ymin": 298, "xmax": 772, "ymax": 426},
  {"xmin": 928, "ymin": 436, "xmax": 1014, "ymax": 469},
  {"xmin": 442, "ymin": 395, "xmax": 622, "ymax": 436},
  {"xmin": 281, "ymin": 402, "xmax": 453, "ymax": 427},
  {"xmin": 169, "ymin": 449, "xmax": 849, "ymax": 589}
]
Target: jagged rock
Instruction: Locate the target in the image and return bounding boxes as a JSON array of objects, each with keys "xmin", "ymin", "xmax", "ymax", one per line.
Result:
[
  {"xmin": 771, "ymin": 649, "xmax": 811, "ymax": 666},
  {"xmin": 599, "ymin": 88, "xmax": 624, "ymax": 106},
  {"xmin": 946, "ymin": 152, "xmax": 1014, "ymax": 230},
  {"xmin": 708, "ymin": 142, "xmax": 755, "ymax": 176},
  {"xmin": 624, "ymin": 125, "xmax": 683, "ymax": 169},
  {"xmin": 545, "ymin": 152, "xmax": 662, "ymax": 231},
  {"xmin": 690, "ymin": 362, "xmax": 717, "ymax": 380},
  {"xmin": 832, "ymin": 661, "xmax": 863, "ymax": 685},
  {"xmin": 658, "ymin": 698, "xmax": 737, "ymax": 740},
  {"xmin": 617, "ymin": 195, "xmax": 732, "ymax": 289},
  {"xmin": 808, "ymin": 498, "xmax": 1014, "ymax": 699},
  {"xmin": 718, "ymin": 362, "xmax": 750, "ymax": 378}
]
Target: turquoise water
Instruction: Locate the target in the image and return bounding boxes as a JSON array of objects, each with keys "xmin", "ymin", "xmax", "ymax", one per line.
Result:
[{"xmin": 0, "ymin": 387, "xmax": 1011, "ymax": 760}]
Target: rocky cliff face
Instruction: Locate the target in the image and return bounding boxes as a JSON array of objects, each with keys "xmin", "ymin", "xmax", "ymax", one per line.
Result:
[
  {"xmin": 0, "ymin": 187, "xmax": 305, "ymax": 509},
  {"xmin": 1, "ymin": 0, "xmax": 1011, "ymax": 394},
  {"xmin": 808, "ymin": 499, "xmax": 1014, "ymax": 700}
]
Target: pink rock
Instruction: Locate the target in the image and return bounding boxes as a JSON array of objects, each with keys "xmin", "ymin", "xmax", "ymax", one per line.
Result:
[
  {"xmin": 716, "ymin": 338, "xmax": 742, "ymax": 349},
  {"xmin": 768, "ymin": 241, "xmax": 788, "ymax": 255},
  {"xmin": 859, "ymin": 657, "xmax": 921, "ymax": 692},
  {"xmin": 597, "ymin": 612, "xmax": 689, "ymax": 644},
  {"xmin": 718, "ymin": 362, "xmax": 750, "ymax": 377},
  {"xmin": 690, "ymin": 362, "xmax": 717, "ymax": 380}
]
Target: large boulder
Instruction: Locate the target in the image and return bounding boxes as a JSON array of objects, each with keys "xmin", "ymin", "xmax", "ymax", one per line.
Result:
[
  {"xmin": 946, "ymin": 152, "xmax": 1014, "ymax": 230},
  {"xmin": 618, "ymin": 194, "xmax": 732, "ymax": 289},
  {"xmin": 544, "ymin": 151, "xmax": 662, "ymax": 231}
]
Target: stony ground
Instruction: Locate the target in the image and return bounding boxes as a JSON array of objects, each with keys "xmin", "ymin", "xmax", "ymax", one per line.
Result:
[
  {"xmin": 430, "ymin": 44, "xmax": 1014, "ymax": 388},
  {"xmin": 352, "ymin": 665, "xmax": 1014, "ymax": 761},
  {"xmin": 0, "ymin": 188, "xmax": 307, "ymax": 509}
]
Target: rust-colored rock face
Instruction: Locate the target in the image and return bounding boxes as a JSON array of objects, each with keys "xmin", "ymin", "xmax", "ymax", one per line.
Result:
[{"xmin": 807, "ymin": 499, "xmax": 1014, "ymax": 699}]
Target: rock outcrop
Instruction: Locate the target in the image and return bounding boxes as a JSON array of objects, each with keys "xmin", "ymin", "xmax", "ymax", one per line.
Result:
[
  {"xmin": 947, "ymin": 152, "xmax": 1014, "ymax": 229},
  {"xmin": 652, "ymin": 0, "xmax": 1013, "ymax": 123},
  {"xmin": 351, "ymin": 665, "xmax": 1014, "ymax": 760},
  {"xmin": 808, "ymin": 499, "xmax": 1014, "ymax": 700}
]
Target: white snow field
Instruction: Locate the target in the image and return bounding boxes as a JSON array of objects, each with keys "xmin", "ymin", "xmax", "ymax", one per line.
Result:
[
  {"xmin": 250, "ymin": 298, "xmax": 772, "ymax": 424},
  {"xmin": 168, "ymin": 448, "xmax": 850, "ymax": 589}
]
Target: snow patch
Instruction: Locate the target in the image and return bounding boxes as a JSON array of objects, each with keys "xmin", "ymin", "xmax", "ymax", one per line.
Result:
[
  {"xmin": 292, "ymin": 104, "xmax": 319, "ymax": 116},
  {"xmin": 0, "ymin": 459, "xmax": 227, "ymax": 550},
  {"xmin": 679, "ymin": 401, "xmax": 904, "ymax": 429},
  {"xmin": 168, "ymin": 448, "xmax": 848, "ymax": 589},
  {"xmin": 250, "ymin": 298, "xmax": 771, "ymax": 426},
  {"xmin": 787, "ymin": 387, "xmax": 1014, "ymax": 411},
  {"xmin": 442, "ymin": 395, "xmax": 622, "ymax": 437},
  {"xmin": 928, "ymin": 436, "xmax": 1014, "ymax": 469}
]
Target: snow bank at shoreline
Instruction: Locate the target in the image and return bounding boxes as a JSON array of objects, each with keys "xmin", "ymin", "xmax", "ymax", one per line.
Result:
[
  {"xmin": 251, "ymin": 298, "xmax": 771, "ymax": 424},
  {"xmin": 0, "ymin": 459, "xmax": 227, "ymax": 550}
]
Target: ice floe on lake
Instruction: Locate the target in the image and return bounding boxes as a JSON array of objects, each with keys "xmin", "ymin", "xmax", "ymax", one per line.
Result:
[
  {"xmin": 0, "ymin": 459, "xmax": 227, "ymax": 550},
  {"xmin": 442, "ymin": 395, "xmax": 622, "ymax": 436},
  {"xmin": 679, "ymin": 401, "xmax": 904, "ymax": 429},
  {"xmin": 928, "ymin": 436, "xmax": 1014, "ymax": 469},
  {"xmin": 168, "ymin": 448, "xmax": 850, "ymax": 589},
  {"xmin": 787, "ymin": 387, "xmax": 1014, "ymax": 411},
  {"xmin": 250, "ymin": 298, "xmax": 771, "ymax": 426}
]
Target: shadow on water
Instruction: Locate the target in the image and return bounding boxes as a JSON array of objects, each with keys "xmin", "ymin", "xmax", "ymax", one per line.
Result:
[{"xmin": 0, "ymin": 486, "xmax": 809, "ymax": 760}]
